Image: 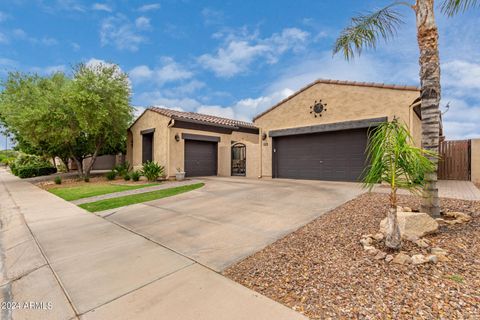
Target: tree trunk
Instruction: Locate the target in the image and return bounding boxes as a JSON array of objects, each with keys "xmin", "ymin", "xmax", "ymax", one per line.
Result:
[
  {"xmin": 73, "ymin": 157, "xmax": 84, "ymax": 178},
  {"xmin": 416, "ymin": 0, "xmax": 441, "ymax": 217},
  {"xmin": 386, "ymin": 188, "xmax": 402, "ymax": 249}
]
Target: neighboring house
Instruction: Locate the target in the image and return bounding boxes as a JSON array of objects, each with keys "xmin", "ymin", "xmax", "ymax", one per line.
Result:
[{"xmin": 127, "ymin": 79, "xmax": 422, "ymax": 181}]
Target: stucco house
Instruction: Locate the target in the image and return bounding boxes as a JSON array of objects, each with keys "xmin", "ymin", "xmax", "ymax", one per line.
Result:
[{"xmin": 127, "ymin": 79, "xmax": 421, "ymax": 181}]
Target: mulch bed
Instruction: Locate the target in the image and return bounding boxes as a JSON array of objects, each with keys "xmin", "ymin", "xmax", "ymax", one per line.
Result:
[{"xmin": 224, "ymin": 193, "xmax": 480, "ymax": 319}]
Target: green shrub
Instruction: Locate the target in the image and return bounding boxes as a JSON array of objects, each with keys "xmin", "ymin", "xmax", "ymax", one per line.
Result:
[
  {"xmin": 114, "ymin": 161, "xmax": 131, "ymax": 178},
  {"xmin": 130, "ymin": 170, "xmax": 141, "ymax": 182},
  {"xmin": 106, "ymin": 170, "xmax": 117, "ymax": 180},
  {"xmin": 124, "ymin": 173, "xmax": 131, "ymax": 181},
  {"xmin": 14, "ymin": 153, "xmax": 51, "ymax": 167},
  {"xmin": 54, "ymin": 176, "xmax": 62, "ymax": 184},
  {"xmin": 84, "ymin": 177, "xmax": 90, "ymax": 182},
  {"xmin": 16, "ymin": 165, "xmax": 57, "ymax": 178},
  {"xmin": 141, "ymin": 161, "xmax": 164, "ymax": 182}
]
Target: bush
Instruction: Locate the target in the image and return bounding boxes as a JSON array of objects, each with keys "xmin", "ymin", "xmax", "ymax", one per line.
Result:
[
  {"xmin": 130, "ymin": 170, "xmax": 141, "ymax": 182},
  {"xmin": 106, "ymin": 170, "xmax": 117, "ymax": 181},
  {"xmin": 141, "ymin": 161, "xmax": 164, "ymax": 182},
  {"xmin": 114, "ymin": 161, "xmax": 131, "ymax": 178},
  {"xmin": 84, "ymin": 177, "xmax": 90, "ymax": 182},
  {"xmin": 54, "ymin": 176, "xmax": 62, "ymax": 184},
  {"xmin": 124, "ymin": 173, "xmax": 131, "ymax": 181},
  {"xmin": 16, "ymin": 165, "xmax": 57, "ymax": 178}
]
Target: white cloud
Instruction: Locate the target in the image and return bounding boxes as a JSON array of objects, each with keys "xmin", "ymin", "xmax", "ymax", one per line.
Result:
[
  {"xmin": 197, "ymin": 105, "xmax": 235, "ymax": 119},
  {"xmin": 198, "ymin": 27, "xmax": 309, "ymax": 77},
  {"xmin": 163, "ymin": 80, "xmax": 206, "ymax": 97},
  {"xmin": 138, "ymin": 3, "xmax": 161, "ymax": 12},
  {"xmin": 135, "ymin": 16, "xmax": 151, "ymax": 30},
  {"xmin": 201, "ymin": 8, "xmax": 225, "ymax": 26},
  {"xmin": 129, "ymin": 57, "xmax": 193, "ymax": 85},
  {"xmin": 92, "ymin": 3, "xmax": 112, "ymax": 12},
  {"xmin": 71, "ymin": 42, "xmax": 80, "ymax": 51},
  {"xmin": 100, "ymin": 14, "xmax": 148, "ymax": 51},
  {"xmin": 443, "ymin": 60, "xmax": 480, "ymax": 94},
  {"xmin": 10, "ymin": 28, "xmax": 58, "ymax": 46},
  {"xmin": 0, "ymin": 32, "xmax": 7, "ymax": 44}
]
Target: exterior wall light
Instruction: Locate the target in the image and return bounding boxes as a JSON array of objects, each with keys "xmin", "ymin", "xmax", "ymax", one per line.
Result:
[
  {"xmin": 262, "ymin": 132, "xmax": 267, "ymax": 140},
  {"xmin": 175, "ymin": 134, "xmax": 180, "ymax": 142}
]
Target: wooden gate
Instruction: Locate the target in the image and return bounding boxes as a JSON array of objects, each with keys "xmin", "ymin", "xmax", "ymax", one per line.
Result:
[{"xmin": 438, "ymin": 140, "xmax": 471, "ymax": 180}]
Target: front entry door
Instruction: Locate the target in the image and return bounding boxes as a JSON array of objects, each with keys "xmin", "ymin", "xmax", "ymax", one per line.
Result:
[{"xmin": 231, "ymin": 143, "xmax": 246, "ymax": 176}]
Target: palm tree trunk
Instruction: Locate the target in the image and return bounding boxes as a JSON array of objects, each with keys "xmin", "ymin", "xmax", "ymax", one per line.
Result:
[
  {"xmin": 415, "ymin": 0, "xmax": 441, "ymax": 217},
  {"xmin": 386, "ymin": 188, "xmax": 402, "ymax": 249}
]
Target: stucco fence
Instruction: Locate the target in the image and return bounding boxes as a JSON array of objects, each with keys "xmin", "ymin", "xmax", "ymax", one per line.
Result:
[{"xmin": 472, "ymin": 139, "xmax": 480, "ymax": 184}]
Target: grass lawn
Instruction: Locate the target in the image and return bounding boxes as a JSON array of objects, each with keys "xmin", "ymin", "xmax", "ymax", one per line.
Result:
[
  {"xmin": 49, "ymin": 182, "xmax": 159, "ymax": 201},
  {"xmin": 79, "ymin": 183, "xmax": 204, "ymax": 212}
]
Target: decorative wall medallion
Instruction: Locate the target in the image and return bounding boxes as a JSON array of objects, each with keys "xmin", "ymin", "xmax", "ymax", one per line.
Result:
[{"xmin": 310, "ymin": 100, "xmax": 327, "ymax": 118}]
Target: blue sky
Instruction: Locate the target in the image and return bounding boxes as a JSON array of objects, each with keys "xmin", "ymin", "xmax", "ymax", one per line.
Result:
[{"xmin": 0, "ymin": 0, "xmax": 479, "ymax": 149}]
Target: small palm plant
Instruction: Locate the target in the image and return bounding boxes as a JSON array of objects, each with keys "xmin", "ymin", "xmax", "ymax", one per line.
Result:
[{"xmin": 363, "ymin": 118, "xmax": 436, "ymax": 249}]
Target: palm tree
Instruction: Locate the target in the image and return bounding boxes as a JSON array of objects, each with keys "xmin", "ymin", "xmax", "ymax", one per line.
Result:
[
  {"xmin": 333, "ymin": 0, "xmax": 478, "ymax": 217},
  {"xmin": 363, "ymin": 119, "xmax": 436, "ymax": 249}
]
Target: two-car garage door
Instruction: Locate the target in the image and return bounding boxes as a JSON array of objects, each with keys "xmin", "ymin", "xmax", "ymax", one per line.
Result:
[{"xmin": 272, "ymin": 128, "xmax": 369, "ymax": 182}]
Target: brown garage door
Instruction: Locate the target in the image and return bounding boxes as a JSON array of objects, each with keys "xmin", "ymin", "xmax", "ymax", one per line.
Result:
[
  {"xmin": 184, "ymin": 140, "xmax": 218, "ymax": 177},
  {"xmin": 273, "ymin": 128, "xmax": 369, "ymax": 181}
]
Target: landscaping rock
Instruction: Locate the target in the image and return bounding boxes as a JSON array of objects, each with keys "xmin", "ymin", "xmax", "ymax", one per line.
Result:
[
  {"xmin": 364, "ymin": 246, "xmax": 378, "ymax": 255},
  {"xmin": 374, "ymin": 251, "xmax": 387, "ymax": 260},
  {"xmin": 403, "ymin": 206, "xmax": 412, "ymax": 212},
  {"xmin": 414, "ymin": 239, "xmax": 430, "ymax": 249},
  {"xmin": 444, "ymin": 211, "xmax": 472, "ymax": 223},
  {"xmin": 392, "ymin": 252, "xmax": 412, "ymax": 265},
  {"xmin": 360, "ymin": 238, "xmax": 372, "ymax": 246},
  {"xmin": 427, "ymin": 255, "xmax": 438, "ymax": 264},
  {"xmin": 372, "ymin": 232, "xmax": 384, "ymax": 241},
  {"xmin": 380, "ymin": 211, "xmax": 438, "ymax": 239},
  {"xmin": 431, "ymin": 247, "xmax": 447, "ymax": 256},
  {"xmin": 385, "ymin": 254, "xmax": 394, "ymax": 263},
  {"xmin": 411, "ymin": 254, "xmax": 428, "ymax": 265}
]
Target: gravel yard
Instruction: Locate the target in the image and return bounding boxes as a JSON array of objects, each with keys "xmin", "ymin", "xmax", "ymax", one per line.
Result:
[{"xmin": 224, "ymin": 193, "xmax": 480, "ymax": 319}]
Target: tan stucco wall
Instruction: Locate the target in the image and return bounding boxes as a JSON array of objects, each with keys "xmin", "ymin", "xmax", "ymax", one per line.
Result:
[
  {"xmin": 254, "ymin": 83, "xmax": 421, "ymax": 177},
  {"xmin": 168, "ymin": 127, "xmax": 259, "ymax": 178},
  {"xmin": 127, "ymin": 110, "xmax": 171, "ymax": 171},
  {"xmin": 471, "ymin": 139, "xmax": 480, "ymax": 184}
]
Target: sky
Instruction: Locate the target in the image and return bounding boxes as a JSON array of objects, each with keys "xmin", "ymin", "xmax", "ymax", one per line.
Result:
[{"xmin": 0, "ymin": 0, "xmax": 479, "ymax": 149}]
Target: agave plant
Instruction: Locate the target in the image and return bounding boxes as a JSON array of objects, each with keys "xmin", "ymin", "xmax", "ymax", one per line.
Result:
[{"xmin": 363, "ymin": 119, "xmax": 436, "ymax": 249}]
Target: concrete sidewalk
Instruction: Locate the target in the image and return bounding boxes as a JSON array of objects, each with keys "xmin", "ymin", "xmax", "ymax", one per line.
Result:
[
  {"xmin": 71, "ymin": 179, "xmax": 203, "ymax": 205},
  {"xmin": 0, "ymin": 169, "xmax": 307, "ymax": 320}
]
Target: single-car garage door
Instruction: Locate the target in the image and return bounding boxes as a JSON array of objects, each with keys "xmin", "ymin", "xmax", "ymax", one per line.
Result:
[
  {"xmin": 273, "ymin": 128, "xmax": 369, "ymax": 182},
  {"xmin": 184, "ymin": 140, "xmax": 218, "ymax": 177}
]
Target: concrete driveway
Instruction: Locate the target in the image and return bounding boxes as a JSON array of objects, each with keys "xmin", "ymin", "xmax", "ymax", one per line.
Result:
[{"xmin": 103, "ymin": 177, "xmax": 363, "ymax": 271}]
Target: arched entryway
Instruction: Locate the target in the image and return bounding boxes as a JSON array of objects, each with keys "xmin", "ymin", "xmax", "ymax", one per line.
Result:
[{"xmin": 231, "ymin": 143, "xmax": 246, "ymax": 176}]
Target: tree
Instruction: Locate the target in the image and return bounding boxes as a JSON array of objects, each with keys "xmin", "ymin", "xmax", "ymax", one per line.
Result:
[
  {"xmin": 0, "ymin": 72, "xmax": 73, "ymax": 164},
  {"xmin": 363, "ymin": 119, "xmax": 436, "ymax": 249},
  {"xmin": 68, "ymin": 62, "xmax": 133, "ymax": 178},
  {"xmin": 333, "ymin": 0, "xmax": 479, "ymax": 217},
  {"xmin": 0, "ymin": 62, "xmax": 133, "ymax": 178}
]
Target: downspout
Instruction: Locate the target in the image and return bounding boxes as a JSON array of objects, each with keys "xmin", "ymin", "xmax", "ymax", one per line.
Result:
[
  {"xmin": 258, "ymin": 129, "xmax": 263, "ymax": 179},
  {"xmin": 167, "ymin": 119, "xmax": 175, "ymax": 179}
]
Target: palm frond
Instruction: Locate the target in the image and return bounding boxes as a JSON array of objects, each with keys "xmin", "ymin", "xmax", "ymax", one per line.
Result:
[
  {"xmin": 333, "ymin": 4, "xmax": 404, "ymax": 60},
  {"xmin": 362, "ymin": 119, "xmax": 437, "ymax": 194},
  {"xmin": 441, "ymin": 0, "xmax": 479, "ymax": 16}
]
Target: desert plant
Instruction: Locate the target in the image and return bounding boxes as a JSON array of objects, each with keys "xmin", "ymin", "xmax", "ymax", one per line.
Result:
[
  {"xmin": 124, "ymin": 173, "xmax": 131, "ymax": 181},
  {"xmin": 106, "ymin": 170, "xmax": 117, "ymax": 181},
  {"xmin": 363, "ymin": 119, "xmax": 436, "ymax": 249},
  {"xmin": 141, "ymin": 161, "xmax": 164, "ymax": 182},
  {"xmin": 114, "ymin": 161, "xmax": 132, "ymax": 178},
  {"xmin": 130, "ymin": 170, "xmax": 141, "ymax": 182},
  {"xmin": 54, "ymin": 176, "xmax": 62, "ymax": 184}
]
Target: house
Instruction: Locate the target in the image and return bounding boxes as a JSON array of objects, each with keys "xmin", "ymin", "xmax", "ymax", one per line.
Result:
[{"xmin": 127, "ymin": 79, "xmax": 421, "ymax": 181}]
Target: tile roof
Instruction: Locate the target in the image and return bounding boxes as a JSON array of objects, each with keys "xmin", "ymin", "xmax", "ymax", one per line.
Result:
[
  {"xmin": 148, "ymin": 106, "xmax": 257, "ymax": 129},
  {"xmin": 252, "ymin": 79, "xmax": 420, "ymax": 121}
]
